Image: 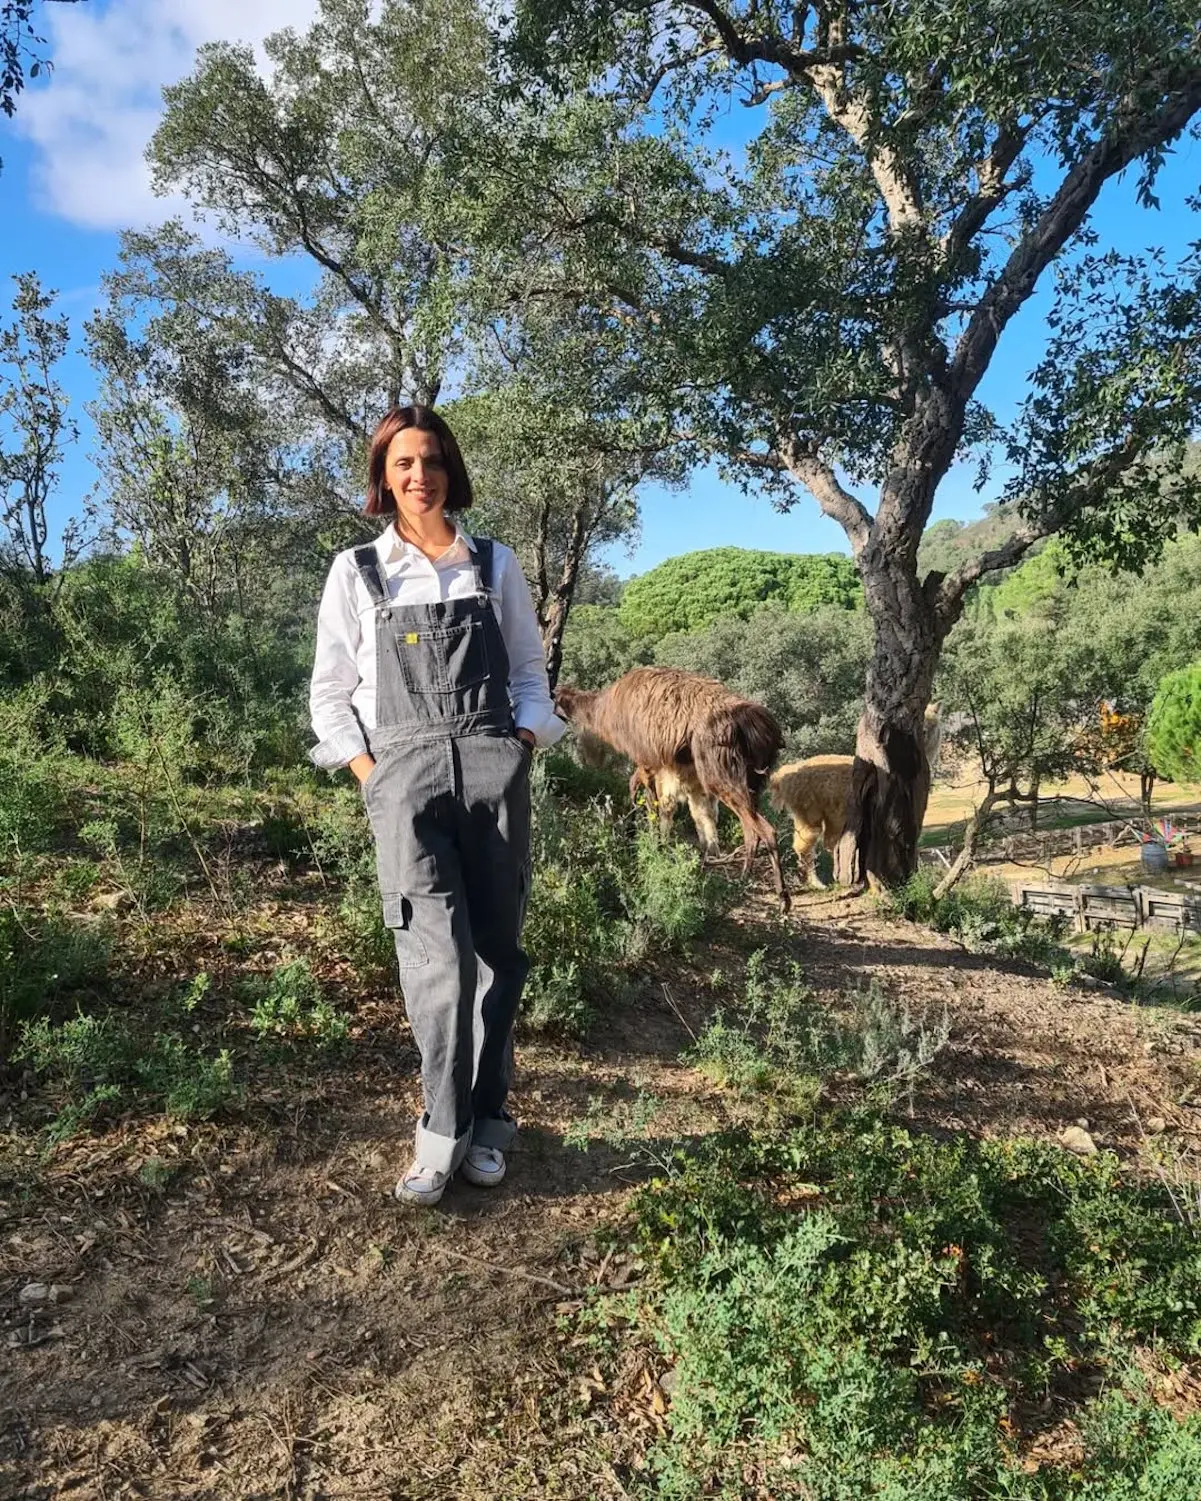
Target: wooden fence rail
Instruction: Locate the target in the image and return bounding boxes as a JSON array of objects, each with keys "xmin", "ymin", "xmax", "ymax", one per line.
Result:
[{"xmin": 1011, "ymin": 881, "xmax": 1201, "ymax": 935}]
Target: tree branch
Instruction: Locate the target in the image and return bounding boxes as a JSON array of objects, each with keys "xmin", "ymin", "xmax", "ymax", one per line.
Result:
[
  {"xmin": 679, "ymin": 0, "xmax": 861, "ymax": 74},
  {"xmin": 778, "ymin": 437, "xmax": 873, "ymax": 556},
  {"xmin": 950, "ymin": 69, "xmax": 1201, "ymax": 404},
  {"xmin": 939, "ymin": 118, "xmax": 1031, "ymax": 271},
  {"xmin": 931, "ymin": 429, "xmax": 1155, "ymax": 626}
]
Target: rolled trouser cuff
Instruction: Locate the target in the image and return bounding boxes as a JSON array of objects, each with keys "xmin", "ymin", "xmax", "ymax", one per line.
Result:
[
  {"xmin": 471, "ymin": 1113, "xmax": 517, "ymax": 1151},
  {"xmin": 414, "ymin": 1116, "xmax": 471, "ymax": 1175}
]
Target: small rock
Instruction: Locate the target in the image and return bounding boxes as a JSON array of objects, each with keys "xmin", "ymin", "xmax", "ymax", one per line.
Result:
[
  {"xmin": 1075, "ymin": 1117, "xmax": 1089, "ymax": 1129},
  {"xmin": 658, "ymin": 1367, "xmax": 680, "ymax": 1397},
  {"xmin": 48, "ymin": 1284, "xmax": 72, "ymax": 1304},
  {"xmin": 18, "ymin": 1283, "xmax": 49, "ymax": 1305},
  {"xmin": 1061, "ymin": 1126, "xmax": 1098, "ymax": 1157},
  {"xmin": 1145, "ymin": 1117, "xmax": 1168, "ymax": 1135}
]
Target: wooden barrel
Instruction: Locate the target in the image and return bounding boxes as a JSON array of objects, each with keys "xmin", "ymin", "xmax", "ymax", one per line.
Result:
[{"xmin": 1141, "ymin": 841, "xmax": 1169, "ymax": 874}]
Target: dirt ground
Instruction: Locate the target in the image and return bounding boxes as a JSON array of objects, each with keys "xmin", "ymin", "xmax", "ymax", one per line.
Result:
[{"xmin": 4, "ymin": 884, "xmax": 1201, "ymax": 1500}]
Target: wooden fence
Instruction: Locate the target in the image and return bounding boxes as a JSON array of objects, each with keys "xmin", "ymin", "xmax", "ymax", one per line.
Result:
[{"xmin": 1012, "ymin": 880, "xmax": 1201, "ymax": 935}]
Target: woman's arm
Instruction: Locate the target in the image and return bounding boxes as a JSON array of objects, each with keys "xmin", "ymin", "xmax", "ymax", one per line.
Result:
[
  {"xmin": 309, "ymin": 553, "xmax": 374, "ymax": 776},
  {"xmin": 495, "ymin": 546, "xmax": 567, "ymax": 747}
]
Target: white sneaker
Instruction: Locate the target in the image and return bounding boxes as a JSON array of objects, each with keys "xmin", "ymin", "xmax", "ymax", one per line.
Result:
[
  {"xmin": 393, "ymin": 1162, "xmax": 450, "ymax": 1205},
  {"xmin": 460, "ymin": 1145, "xmax": 506, "ymax": 1188}
]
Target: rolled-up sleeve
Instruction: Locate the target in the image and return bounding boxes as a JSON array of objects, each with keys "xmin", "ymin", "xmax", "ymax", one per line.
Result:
[
  {"xmin": 497, "ymin": 546, "xmax": 566, "ymax": 746},
  {"xmin": 309, "ymin": 555, "xmax": 369, "ymax": 770}
]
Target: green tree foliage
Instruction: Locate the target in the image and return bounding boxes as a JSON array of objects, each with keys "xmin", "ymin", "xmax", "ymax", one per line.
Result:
[
  {"xmin": 917, "ymin": 505, "xmax": 1025, "ymax": 584},
  {"xmin": 618, "ymin": 548, "xmax": 861, "ymax": 640},
  {"xmin": 1148, "ymin": 663, "xmax": 1201, "ymax": 786},
  {"xmin": 0, "ymin": 272, "xmax": 75, "ymax": 583},
  {"xmin": 1, "ymin": 2, "xmax": 82, "ymax": 132},
  {"xmin": 656, "ymin": 603, "xmax": 872, "ymax": 757},
  {"xmin": 141, "ymin": 0, "xmax": 647, "ymax": 662},
  {"xmin": 939, "ymin": 608, "xmax": 1088, "ymax": 808},
  {"xmin": 558, "ymin": 604, "xmax": 651, "ymax": 690},
  {"xmin": 11, "ymin": 554, "xmax": 311, "ymax": 772},
  {"xmin": 86, "ymin": 273, "xmax": 292, "ymax": 611},
  {"xmin": 501, "ymin": 0, "xmax": 1201, "ymax": 886}
]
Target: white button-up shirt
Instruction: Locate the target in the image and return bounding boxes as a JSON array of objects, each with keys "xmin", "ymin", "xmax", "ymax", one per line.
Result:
[{"xmin": 309, "ymin": 522, "xmax": 566, "ymax": 770}]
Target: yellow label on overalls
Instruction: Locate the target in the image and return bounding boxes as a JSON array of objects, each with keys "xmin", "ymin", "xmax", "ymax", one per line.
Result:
[{"xmin": 404, "ymin": 632, "xmax": 419, "ymax": 644}]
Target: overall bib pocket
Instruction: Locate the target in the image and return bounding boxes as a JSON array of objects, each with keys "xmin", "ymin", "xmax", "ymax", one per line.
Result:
[{"xmin": 394, "ymin": 620, "xmax": 489, "ymax": 695}]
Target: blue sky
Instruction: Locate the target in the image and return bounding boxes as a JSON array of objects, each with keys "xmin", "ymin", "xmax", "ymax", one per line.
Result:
[{"xmin": 1, "ymin": 0, "xmax": 1198, "ymax": 579}]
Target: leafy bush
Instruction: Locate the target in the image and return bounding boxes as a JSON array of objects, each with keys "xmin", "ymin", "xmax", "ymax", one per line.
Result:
[
  {"xmin": 242, "ymin": 958, "xmax": 348, "ymax": 1048},
  {"xmin": 523, "ymin": 768, "xmax": 725, "ymax": 1034},
  {"xmin": 689, "ymin": 951, "xmax": 948, "ymax": 1104},
  {"xmin": 596, "ymin": 1115, "xmax": 1201, "ymax": 1498},
  {"xmin": 16, "ymin": 1008, "xmax": 237, "ymax": 1136},
  {"xmin": 887, "ymin": 868, "xmax": 1070, "ymax": 965},
  {"xmin": 627, "ymin": 833, "xmax": 716, "ymax": 950},
  {"xmin": 522, "ymin": 782, "xmax": 634, "ymax": 1034},
  {"xmin": 0, "ymin": 906, "xmax": 111, "ymax": 1061}
]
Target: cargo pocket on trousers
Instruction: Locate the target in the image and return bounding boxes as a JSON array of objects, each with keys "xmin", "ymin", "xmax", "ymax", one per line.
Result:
[{"xmin": 381, "ymin": 893, "xmax": 429, "ymax": 969}]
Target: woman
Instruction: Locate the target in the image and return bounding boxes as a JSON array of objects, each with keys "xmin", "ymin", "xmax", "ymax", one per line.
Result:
[{"xmin": 309, "ymin": 406, "xmax": 564, "ymax": 1205}]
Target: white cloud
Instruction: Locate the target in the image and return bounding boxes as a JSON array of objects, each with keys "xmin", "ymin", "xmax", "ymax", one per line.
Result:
[{"xmin": 16, "ymin": 0, "xmax": 321, "ymax": 230}]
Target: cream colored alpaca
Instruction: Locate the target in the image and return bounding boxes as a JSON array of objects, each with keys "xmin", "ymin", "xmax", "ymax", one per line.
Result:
[
  {"xmin": 631, "ymin": 765, "xmax": 721, "ymax": 855},
  {"xmin": 771, "ymin": 707, "xmax": 941, "ymax": 888},
  {"xmin": 769, "ymin": 754, "xmax": 853, "ymax": 888}
]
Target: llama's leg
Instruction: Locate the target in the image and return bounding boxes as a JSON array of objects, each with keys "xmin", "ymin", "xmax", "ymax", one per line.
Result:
[
  {"xmin": 687, "ymin": 793, "xmax": 721, "ymax": 857},
  {"xmin": 731, "ymin": 803, "xmax": 791, "ymax": 911},
  {"xmin": 653, "ymin": 768, "xmax": 681, "ymax": 841},
  {"xmin": 754, "ymin": 811, "xmax": 790, "ymax": 912},
  {"xmin": 792, "ymin": 822, "xmax": 825, "ymax": 888}
]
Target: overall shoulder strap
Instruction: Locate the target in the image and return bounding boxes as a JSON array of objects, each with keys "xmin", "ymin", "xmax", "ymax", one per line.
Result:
[
  {"xmin": 352, "ymin": 545, "xmax": 388, "ymax": 606},
  {"xmin": 471, "ymin": 537, "xmax": 495, "ymax": 595}
]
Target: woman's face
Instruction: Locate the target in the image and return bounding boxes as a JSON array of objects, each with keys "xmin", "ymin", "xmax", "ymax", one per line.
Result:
[{"xmin": 385, "ymin": 425, "xmax": 450, "ymax": 527}]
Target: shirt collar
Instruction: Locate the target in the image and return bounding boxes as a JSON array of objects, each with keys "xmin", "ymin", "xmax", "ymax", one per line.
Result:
[{"xmin": 379, "ymin": 521, "xmax": 476, "ymax": 564}]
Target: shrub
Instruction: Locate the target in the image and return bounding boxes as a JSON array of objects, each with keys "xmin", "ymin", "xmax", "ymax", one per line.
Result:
[
  {"xmin": 887, "ymin": 868, "xmax": 1070, "ymax": 966},
  {"xmin": 16, "ymin": 1008, "xmax": 238, "ymax": 1136},
  {"xmin": 242, "ymin": 958, "xmax": 348, "ymax": 1048},
  {"xmin": 522, "ymin": 768, "xmax": 726, "ymax": 1034},
  {"xmin": 0, "ymin": 906, "xmax": 111, "ymax": 1061},
  {"xmin": 597, "ymin": 1115, "xmax": 1201, "ymax": 1498},
  {"xmin": 627, "ymin": 832, "xmax": 717, "ymax": 950},
  {"xmin": 688, "ymin": 951, "xmax": 948, "ymax": 1104}
]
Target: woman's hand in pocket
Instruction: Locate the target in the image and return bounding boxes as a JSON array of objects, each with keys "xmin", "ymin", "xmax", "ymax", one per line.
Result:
[{"xmin": 349, "ymin": 752, "xmax": 377, "ymax": 787}]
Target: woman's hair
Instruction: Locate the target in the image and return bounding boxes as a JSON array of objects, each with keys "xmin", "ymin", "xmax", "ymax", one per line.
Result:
[{"xmin": 364, "ymin": 405, "xmax": 474, "ymax": 516}]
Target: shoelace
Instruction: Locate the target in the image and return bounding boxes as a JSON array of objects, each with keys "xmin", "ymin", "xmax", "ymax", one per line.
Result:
[{"xmin": 405, "ymin": 1165, "xmax": 442, "ymax": 1187}]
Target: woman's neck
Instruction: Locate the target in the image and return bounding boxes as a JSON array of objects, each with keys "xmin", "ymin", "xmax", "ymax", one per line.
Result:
[{"xmin": 396, "ymin": 510, "xmax": 456, "ymax": 559}]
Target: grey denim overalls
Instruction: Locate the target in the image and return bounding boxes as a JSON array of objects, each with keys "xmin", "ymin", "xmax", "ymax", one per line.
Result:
[{"xmin": 355, "ymin": 538, "xmax": 532, "ymax": 1175}]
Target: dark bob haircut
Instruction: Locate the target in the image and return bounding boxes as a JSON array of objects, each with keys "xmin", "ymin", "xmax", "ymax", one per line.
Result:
[{"xmin": 364, "ymin": 405, "xmax": 474, "ymax": 517}]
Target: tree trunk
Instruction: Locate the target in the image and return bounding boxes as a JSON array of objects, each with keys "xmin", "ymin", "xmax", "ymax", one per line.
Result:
[
  {"xmin": 1140, "ymin": 767, "xmax": 1156, "ymax": 820},
  {"xmin": 1028, "ymin": 779, "xmax": 1040, "ymax": 832},
  {"xmin": 540, "ymin": 497, "xmax": 591, "ymax": 692},
  {"xmin": 834, "ymin": 548, "xmax": 940, "ymax": 889}
]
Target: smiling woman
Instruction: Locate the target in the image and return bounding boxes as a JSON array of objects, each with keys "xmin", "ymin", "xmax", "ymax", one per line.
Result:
[{"xmin": 308, "ymin": 403, "xmax": 565, "ymax": 1208}]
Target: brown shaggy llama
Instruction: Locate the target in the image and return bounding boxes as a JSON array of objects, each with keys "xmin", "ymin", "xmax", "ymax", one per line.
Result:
[
  {"xmin": 770, "ymin": 707, "xmax": 942, "ymax": 889},
  {"xmin": 555, "ymin": 667, "xmax": 789, "ymax": 909}
]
